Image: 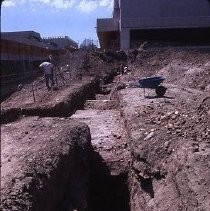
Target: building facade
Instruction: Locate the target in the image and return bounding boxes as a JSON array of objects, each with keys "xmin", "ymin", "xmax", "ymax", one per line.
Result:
[
  {"xmin": 97, "ymin": 0, "xmax": 210, "ymax": 49},
  {"xmin": 1, "ymin": 31, "xmax": 54, "ymax": 61},
  {"xmin": 42, "ymin": 36, "xmax": 78, "ymax": 50}
]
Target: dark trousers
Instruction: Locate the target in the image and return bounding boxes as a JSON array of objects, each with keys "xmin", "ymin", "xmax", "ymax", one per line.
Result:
[{"xmin": 45, "ymin": 74, "xmax": 54, "ymax": 90}]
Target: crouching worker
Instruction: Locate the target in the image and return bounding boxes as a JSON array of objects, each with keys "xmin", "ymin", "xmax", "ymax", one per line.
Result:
[{"xmin": 39, "ymin": 60, "xmax": 55, "ymax": 91}]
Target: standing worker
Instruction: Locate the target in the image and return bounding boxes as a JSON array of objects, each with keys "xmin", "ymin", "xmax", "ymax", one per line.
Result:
[{"xmin": 39, "ymin": 59, "xmax": 54, "ymax": 91}]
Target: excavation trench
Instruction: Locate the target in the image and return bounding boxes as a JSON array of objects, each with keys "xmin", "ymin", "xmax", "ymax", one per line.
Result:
[
  {"xmin": 41, "ymin": 81, "xmax": 131, "ymax": 211},
  {"xmin": 1, "ymin": 77, "xmax": 100, "ymax": 124},
  {"xmin": 1, "ymin": 78, "xmax": 131, "ymax": 211},
  {"xmin": 87, "ymin": 151, "xmax": 130, "ymax": 211},
  {"xmin": 2, "ymin": 48, "xmax": 210, "ymax": 211},
  {"xmin": 70, "ymin": 84, "xmax": 131, "ymax": 211}
]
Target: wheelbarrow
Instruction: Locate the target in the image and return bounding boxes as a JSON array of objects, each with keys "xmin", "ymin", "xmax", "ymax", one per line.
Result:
[{"xmin": 138, "ymin": 76, "xmax": 167, "ymax": 97}]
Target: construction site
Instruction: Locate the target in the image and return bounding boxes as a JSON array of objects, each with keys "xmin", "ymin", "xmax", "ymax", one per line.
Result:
[{"xmin": 1, "ymin": 1, "xmax": 210, "ymax": 211}]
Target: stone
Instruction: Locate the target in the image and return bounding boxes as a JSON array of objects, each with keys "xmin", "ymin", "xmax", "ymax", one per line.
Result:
[{"xmin": 144, "ymin": 132, "xmax": 155, "ymax": 140}]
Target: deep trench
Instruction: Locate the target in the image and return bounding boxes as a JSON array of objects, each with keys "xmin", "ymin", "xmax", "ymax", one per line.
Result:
[
  {"xmin": 63, "ymin": 80, "xmax": 131, "ymax": 211},
  {"xmin": 87, "ymin": 151, "xmax": 130, "ymax": 211},
  {"xmin": 2, "ymin": 76, "xmax": 131, "ymax": 211},
  {"xmin": 60, "ymin": 149, "xmax": 131, "ymax": 211},
  {"xmin": 86, "ymin": 84, "xmax": 130, "ymax": 211}
]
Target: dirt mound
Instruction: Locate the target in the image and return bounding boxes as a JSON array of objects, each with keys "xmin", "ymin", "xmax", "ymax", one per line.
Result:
[
  {"xmin": 127, "ymin": 49, "xmax": 210, "ymax": 91},
  {"xmin": 117, "ymin": 48, "xmax": 210, "ymax": 211},
  {"xmin": 119, "ymin": 83, "xmax": 210, "ymax": 211},
  {"xmin": 1, "ymin": 117, "xmax": 91, "ymax": 211}
]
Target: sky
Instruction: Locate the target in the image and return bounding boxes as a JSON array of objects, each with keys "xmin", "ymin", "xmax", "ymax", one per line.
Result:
[{"xmin": 1, "ymin": 0, "xmax": 113, "ymax": 45}]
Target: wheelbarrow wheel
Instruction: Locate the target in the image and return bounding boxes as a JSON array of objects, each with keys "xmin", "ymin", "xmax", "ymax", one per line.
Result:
[{"xmin": 155, "ymin": 86, "xmax": 167, "ymax": 97}]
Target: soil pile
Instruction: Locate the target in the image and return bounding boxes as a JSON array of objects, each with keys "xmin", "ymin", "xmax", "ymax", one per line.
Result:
[
  {"xmin": 119, "ymin": 48, "xmax": 210, "ymax": 211},
  {"xmin": 128, "ymin": 49, "xmax": 210, "ymax": 91}
]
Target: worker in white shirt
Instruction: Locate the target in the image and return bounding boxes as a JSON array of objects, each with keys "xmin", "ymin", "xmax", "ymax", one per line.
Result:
[{"xmin": 39, "ymin": 60, "xmax": 55, "ymax": 91}]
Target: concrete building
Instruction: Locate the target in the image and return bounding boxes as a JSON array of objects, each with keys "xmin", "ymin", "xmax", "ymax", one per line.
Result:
[
  {"xmin": 97, "ymin": 0, "xmax": 210, "ymax": 49},
  {"xmin": 1, "ymin": 31, "xmax": 54, "ymax": 61},
  {"xmin": 42, "ymin": 36, "xmax": 78, "ymax": 50}
]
